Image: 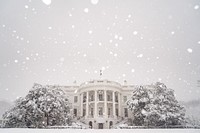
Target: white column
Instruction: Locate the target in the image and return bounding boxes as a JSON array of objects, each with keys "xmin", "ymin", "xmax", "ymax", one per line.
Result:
[
  {"xmin": 94, "ymin": 90, "xmax": 97, "ymax": 117},
  {"xmin": 104, "ymin": 90, "xmax": 107, "ymax": 118},
  {"xmin": 118, "ymin": 93, "xmax": 121, "ymax": 117},
  {"xmin": 112, "ymin": 91, "xmax": 116, "ymax": 118},
  {"xmin": 80, "ymin": 93, "xmax": 83, "ymax": 116},
  {"xmin": 86, "ymin": 91, "xmax": 89, "ymax": 117}
]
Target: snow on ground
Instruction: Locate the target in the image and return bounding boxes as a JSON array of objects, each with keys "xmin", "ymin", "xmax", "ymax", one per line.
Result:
[{"xmin": 0, "ymin": 129, "xmax": 200, "ymax": 133}]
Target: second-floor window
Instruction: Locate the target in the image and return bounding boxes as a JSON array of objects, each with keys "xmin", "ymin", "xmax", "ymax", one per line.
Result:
[
  {"xmin": 74, "ymin": 96, "xmax": 78, "ymax": 103},
  {"xmin": 99, "ymin": 94, "xmax": 103, "ymax": 101},
  {"xmin": 116, "ymin": 109, "xmax": 119, "ymax": 116},
  {"xmin": 90, "ymin": 95, "xmax": 94, "ymax": 101},
  {"xmin": 107, "ymin": 94, "xmax": 111, "ymax": 101}
]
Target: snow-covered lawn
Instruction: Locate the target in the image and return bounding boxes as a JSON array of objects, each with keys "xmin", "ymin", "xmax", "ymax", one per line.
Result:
[{"xmin": 0, "ymin": 129, "xmax": 200, "ymax": 133}]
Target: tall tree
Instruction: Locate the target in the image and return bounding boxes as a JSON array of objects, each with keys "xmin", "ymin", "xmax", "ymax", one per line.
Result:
[
  {"xmin": 3, "ymin": 83, "xmax": 71, "ymax": 128},
  {"xmin": 127, "ymin": 82, "xmax": 185, "ymax": 127}
]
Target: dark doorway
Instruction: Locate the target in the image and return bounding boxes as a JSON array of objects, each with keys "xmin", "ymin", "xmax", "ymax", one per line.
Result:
[
  {"xmin": 73, "ymin": 108, "xmax": 77, "ymax": 117},
  {"xmin": 109, "ymin": 121, "xmax": 113, "ymax": 129},
  {"xmin": 89, "ymin": 121, "xmax": 93, "ymax": 129},
  {"xmin": 98, "ymin": 123, "xmax": 103, "ymax": 129}
]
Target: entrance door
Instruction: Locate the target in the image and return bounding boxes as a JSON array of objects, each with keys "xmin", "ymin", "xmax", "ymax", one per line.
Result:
[{"xmin": 98, "ymin": 123, "xmax": 103, "ymax": 129}]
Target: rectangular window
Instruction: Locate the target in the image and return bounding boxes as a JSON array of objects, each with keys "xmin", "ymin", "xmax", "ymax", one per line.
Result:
[
  {"xmin": 74, "ymin": 96, "xmax": 78, "ymax": 103},
  {"xmin": 108, "ymin": 108, "xmax": 111, "ymax": 116},
  {"xmin": 99, "ymin": 94, "xmax": 103, "ymax": 101},
  {"xmin": 90, "ymin": 95, "xmax": 94, "ymax": 101},
  {"xmin": 99, "ymin": 107, "xmax": 103, "ymax": 116},
  {"xmin": 116, "ymin": 109, "xmax": 118, "ymax": 116},
  {"xmin": 107, "ymin": 94, "xmax": 111, "ymax": 101},
  {"xmin": 124, "ymin": 108, "xmax": 128, "ymax": 117},
  {"xmin": 123, "ymin": 96, "xmax": 127, "ymax": 103}
]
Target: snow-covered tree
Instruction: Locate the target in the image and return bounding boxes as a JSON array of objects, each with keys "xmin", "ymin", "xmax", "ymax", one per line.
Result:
[
  {"xmin": 3, "ymin": 83, "xmax": 71, "ymax": 128},
  {"xmin": 127, "ymin": 82, "xmax": 185, "ymax": 127}
]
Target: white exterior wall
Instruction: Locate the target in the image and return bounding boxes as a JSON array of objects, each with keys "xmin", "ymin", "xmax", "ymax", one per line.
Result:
[{"xmin": 62, "ymin": 80, "xmax": 135, "ymax": 129}]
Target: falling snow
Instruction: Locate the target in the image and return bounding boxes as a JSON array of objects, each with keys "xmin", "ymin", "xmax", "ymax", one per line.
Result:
[
  {"xmin": 187, "ymin": 48, "xmax": 193, "ymax": 53},
  {"xmin": 194, "ymin": 5, "xmax": 199, "ymax": 10},
  {"xmin": 42, "ymin": 0, "xmax": 51, "ymax": 5},
  {"xmin": 84, "ymin": 8, "xmax": 89, "ymax": 13},
  {"xmin": 0, "ymin": 0, "xmax": 200, "ymax": 105},
  {"xmin": 91, "ymin": 0, "xmax": 99, "ymax": 5}
]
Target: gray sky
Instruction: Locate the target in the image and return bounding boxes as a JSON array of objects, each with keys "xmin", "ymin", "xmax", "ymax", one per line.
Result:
[{"xmin": 0, "ymin": 0, "xmax": 200, "ymax": 102}]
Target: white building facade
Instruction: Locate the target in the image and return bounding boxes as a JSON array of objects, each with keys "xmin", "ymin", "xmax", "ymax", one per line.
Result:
[{"xmin": 62, "ymin": 80, "xmax": 135, "ymax": 129}]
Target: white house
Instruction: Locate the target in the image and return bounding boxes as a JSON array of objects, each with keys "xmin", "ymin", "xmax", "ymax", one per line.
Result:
[{"xmin": 60, "ymin": 79, "xmax": 135, "ymax": 129}]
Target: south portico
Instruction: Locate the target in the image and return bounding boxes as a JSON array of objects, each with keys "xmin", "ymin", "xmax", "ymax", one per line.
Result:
[{"xmin": 64, "ymin": 79, "xmax": 134, "ymax": 129}]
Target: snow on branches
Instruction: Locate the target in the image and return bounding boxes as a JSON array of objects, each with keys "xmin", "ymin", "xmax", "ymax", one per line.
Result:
[
  {"xmin": 127, "ymin": 82, "xmax": 186, "ymax": 127},
  {"xmin": 3, "ymin": 83, "xmax": 71, "ymax": 128}
]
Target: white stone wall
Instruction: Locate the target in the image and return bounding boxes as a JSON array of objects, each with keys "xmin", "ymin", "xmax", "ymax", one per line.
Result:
[{"xmin": 63, "ymin": 80, "xmax": 135, "ymax": 129}]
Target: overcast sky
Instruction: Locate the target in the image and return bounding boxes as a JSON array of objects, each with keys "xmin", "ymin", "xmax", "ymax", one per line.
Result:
[{"xmin": 0, "ymin": 0, "xmax": 200, "ymax": 102}]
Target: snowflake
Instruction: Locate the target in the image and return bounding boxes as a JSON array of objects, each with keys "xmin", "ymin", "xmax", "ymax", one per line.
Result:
[
  {"xmin": 187, "ymin": 48, "xmax": 193, "ymax": 53},
  {"xmin": 171, "ymin": 31, "xmax": 175, "ymax": 35},
  {"xmin": 14, "ymin": 60, "xmax": 18, "ymax": 63},
  {"xmin": 194, "ymin": 5, "xmax": 199, "ymax": 10},
  {"xmin": 48, "ymin": 27, "xmax": 52, "ymax": 30},
  {"xmin": 133, "ymin": 31, "xmax": 138, "ymax": 35},
  {"xmin": 42, "ymin": 0, "xmax": 51, "ymax": 5},
  {"xmin": 119, "ymin": 36, "xmax": 123, "ymax": 40},
  {"xmin": 94, "ymin": 70, "xmax": 98, "ymax": 73},
  {"xmin": 26, "ymin": 57, "xmax": 30, "ymax": 60},
  {"xmin": 101, "ymin": 66, "xmax": 105, "ymax": 71},
  {"xmin": 137, "ymin": 54, "xmax": 143, "ymax": 58},
  {"xmin": 91, "ymin": 0, "xmax": 99, "ymax": 5},
  {"xmin": 88, "ymin": 30, "xmax": 93, "ymax": 34},
  {"xmin": 60, "ymin": 57, "xmax": 65, "ymax": 62},
  {"xmin": 114, "ymin": 35, "xmax": 118, "ymax": 39},
  {"xmin": 84, "ymin": 8, "xmax": 89, "ymax": 13},
  {"xmin": 131, "ymin": 69, "xmax": 135, "ymax": 73},
  {"xmin": 25, "ymin": 5, "xmax": 29, "ymax": 9}
]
